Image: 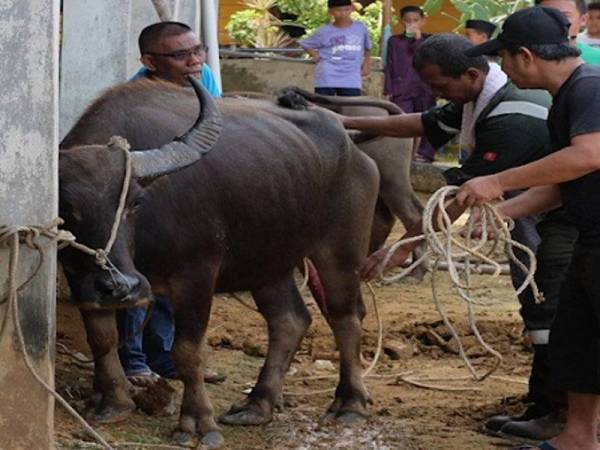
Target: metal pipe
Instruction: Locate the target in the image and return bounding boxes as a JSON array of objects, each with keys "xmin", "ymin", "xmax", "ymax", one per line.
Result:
[{"xmin": 201, "ymin": 0, "xmax": 222, "ymax": 91}]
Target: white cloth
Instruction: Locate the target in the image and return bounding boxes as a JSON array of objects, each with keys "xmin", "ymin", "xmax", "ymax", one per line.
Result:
[{"xmin": 459, "ymin": 63, "xmax": 508, "ymax": 153}]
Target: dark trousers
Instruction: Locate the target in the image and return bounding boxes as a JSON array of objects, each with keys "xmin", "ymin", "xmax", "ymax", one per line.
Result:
[
  {"xmin": 550, "ymin": 229, "xmax": 600, "ymax": 394},
  {"xmin": 526, "ymin": 208, "xmax": 578, "ymax": 407},
  {"xmin": 392, "ymin": 95, "xmax": 437, "ymax": 161},
  {"xmin": 116, "ymin": 294, "xmax": 177, "ymax": 378},
  {"xmin": 315, "ymin": 87, "xmax": 361, "ymax": 96}
]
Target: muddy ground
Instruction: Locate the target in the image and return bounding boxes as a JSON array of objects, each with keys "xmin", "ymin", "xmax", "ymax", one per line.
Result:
[{"xmin": 54, "ymin": 222, "xmax": 533, "ymax": 450}]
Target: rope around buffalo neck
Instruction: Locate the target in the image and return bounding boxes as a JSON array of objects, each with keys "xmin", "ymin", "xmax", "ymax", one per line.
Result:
[
  {"xmin": 383, "ymin": 185, "xmax": 542, "ymax": 384},
  {"xmin": 0, "ymin": 136, "xmax": 135, "ymax": 450}
]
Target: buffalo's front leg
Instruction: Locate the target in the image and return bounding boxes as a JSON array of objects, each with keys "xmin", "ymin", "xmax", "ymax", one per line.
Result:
[
  {"xmin": 80, "ymin": 309, "xmax": 135, "ymax": 422},
  {"xmin": 220, "ymin": 274, "xmax": 311, "ymax": 425},
  {"xmin": 169, "ymin": 277, "xmax": 223, "ymax": 449}
]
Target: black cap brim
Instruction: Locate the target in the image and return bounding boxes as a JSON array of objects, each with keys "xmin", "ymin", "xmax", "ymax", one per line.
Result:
[{"xmin": 464, "ymin": 38, "xmax": 504, "ymax": 57}]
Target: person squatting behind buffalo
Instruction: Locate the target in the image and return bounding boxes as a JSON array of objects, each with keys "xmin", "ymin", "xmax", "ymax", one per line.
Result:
[{"xmin": 118, "ymin": 21, "xmax": 223, "ymax": 387}]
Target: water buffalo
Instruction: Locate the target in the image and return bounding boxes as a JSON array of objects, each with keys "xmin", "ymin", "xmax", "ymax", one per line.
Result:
[
  {"xmin": 59, "ymin": 78, "xmax": 379, "ymax": 447},
  {"xmin": 228, "ymin": 89, "xmax": 425, "ymax": 272}
]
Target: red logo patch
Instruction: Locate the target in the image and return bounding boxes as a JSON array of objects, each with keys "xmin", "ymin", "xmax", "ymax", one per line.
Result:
[{"xmin": 483, "ymin": 152, "xmax": 497, "ymax": 162}]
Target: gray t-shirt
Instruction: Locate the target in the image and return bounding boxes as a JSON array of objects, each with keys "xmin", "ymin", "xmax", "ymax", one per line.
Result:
[{"xmin": 300, "ymin": 21, "xmax": 371, "ymax": 89}]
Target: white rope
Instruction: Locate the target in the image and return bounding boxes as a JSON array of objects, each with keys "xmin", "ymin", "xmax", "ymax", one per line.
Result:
[
  {"xmin": 379, "ymin": 185, "xmax": 542, "ymax": 385},
  {"xmin": 0, "ymin": 137, "xmax": 134, "ymax": 450}
]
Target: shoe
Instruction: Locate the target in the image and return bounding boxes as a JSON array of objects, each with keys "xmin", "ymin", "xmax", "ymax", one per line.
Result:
[
  {"xmin": 499, "ymin": 410, "xmax": 566, "ymax": 443},
  {"xmin": 484, "ymin": 403, "xmax": 551, "ymax": 436}
]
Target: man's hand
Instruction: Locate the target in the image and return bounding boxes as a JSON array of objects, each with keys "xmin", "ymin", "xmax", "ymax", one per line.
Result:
[
  {"xmin": 307, "ymin": 49, "xmax": 320, "ymax": 63},
  {"xmin": 360, "ymin": 244, "xmax": 411, "ymax": 282},
  {"xmin": 456, "ymin": 174, "xmax": 504, "ymax": 207},
  {"xmin": 361, "ymin": 62, "xmax": 371, "ymax": 77}
]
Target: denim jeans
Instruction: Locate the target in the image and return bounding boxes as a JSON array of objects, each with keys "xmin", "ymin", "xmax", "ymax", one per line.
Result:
[{"xmin": 116, "ymin": 294, "xmax": 177, "ymax": 378}]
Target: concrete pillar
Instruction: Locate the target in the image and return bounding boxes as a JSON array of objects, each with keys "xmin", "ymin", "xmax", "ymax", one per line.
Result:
[
  {"xmin": 0, "ymin": 1, "xmax": 60, "ymax": 449},
  {"xmin": 59, "ymin": 0, "xmax": 132, "ymax": 140}
]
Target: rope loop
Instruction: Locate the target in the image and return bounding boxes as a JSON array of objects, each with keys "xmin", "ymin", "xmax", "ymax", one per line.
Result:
[{"xmin": 379, "ymin": 185, "xmax": 542, "ymax": 383}]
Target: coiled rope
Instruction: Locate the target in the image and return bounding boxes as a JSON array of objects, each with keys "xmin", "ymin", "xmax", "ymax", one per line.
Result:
[{"xmin": 382, "ymin": 185, "xmax": 541, "ymax": 386}]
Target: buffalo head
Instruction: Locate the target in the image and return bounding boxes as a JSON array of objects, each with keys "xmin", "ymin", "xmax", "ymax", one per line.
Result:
[{"xmin": 58, "ymin": 77, "xmax": 222, "ymax": 309}]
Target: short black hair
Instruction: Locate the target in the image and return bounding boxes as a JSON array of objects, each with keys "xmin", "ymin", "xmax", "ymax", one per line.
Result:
[
  {"xmin": 589, "ymin": 2, "xmax": 600, "ymax": 12},
  {"xmin": 534, "ymin": 0, "xmax": 587, "ymax": 15},
  {"xmin": 138, "ymin": 21, "xmax": 193, "ymax": 54},
  {"xmin": 505, "ymin": 42, "xmax": 581, "ymax": 60},
  {"xmin": 400, "ymin": 6, "xmax": 424, "ymax": 18},
  {"xmin": 414, "ymin": 33, "xmax": 489, "ymax": 78}
]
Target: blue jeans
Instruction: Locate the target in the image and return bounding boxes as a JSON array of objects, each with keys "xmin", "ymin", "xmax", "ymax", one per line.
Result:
[
  {"xmin": 116, "ymin": 294, "xmax": 177, "ymax": 378},
  {"xmin": 315, "ymin": 87, "xmax": 361, "ymax": 96}
]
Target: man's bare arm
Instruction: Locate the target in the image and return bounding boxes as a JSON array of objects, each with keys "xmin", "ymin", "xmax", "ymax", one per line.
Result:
[
  {"xmin": 340, "ymin": 113, "xmax": 425, "ymax": 139},
  {"xmin": 361, "ymin": 200, "xmax": 466, "ymax": 281},
  {"xmin": 457, "ymin": 132, "xmax": 600, "ymax": 207},
  {"xmin": 496, "ymin": 185, "xmax": 562, "ymax": 219}
]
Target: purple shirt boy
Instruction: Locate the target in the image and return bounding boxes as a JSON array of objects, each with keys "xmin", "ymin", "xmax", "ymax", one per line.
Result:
[
  {"xmin": 300, "ymin": 21, "xmax": 371, "ymax": 89},
  {"xmin": 384, "ymin": 33, "xmax": 434, "ymax": 101}
]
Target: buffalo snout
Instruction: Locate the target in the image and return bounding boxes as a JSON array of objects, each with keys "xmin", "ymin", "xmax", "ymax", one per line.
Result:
[{"xmin": 91, "ymin": 271, "xmax": 148, "ymax": 309}]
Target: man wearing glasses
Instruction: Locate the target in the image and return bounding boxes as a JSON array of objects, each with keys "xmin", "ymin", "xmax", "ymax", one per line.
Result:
[
  {"xmin": 131, "ymin": 21, "xmax": 221, "ymax": 96},
  {"xmin": 118, "ymin": 21, "xmax": 223, "ymax": 388}
]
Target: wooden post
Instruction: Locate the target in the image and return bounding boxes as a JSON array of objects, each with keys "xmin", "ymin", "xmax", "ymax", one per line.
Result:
[{"xmin": 0, "ymin": 1, "xmax": 60, "ymax": 449}]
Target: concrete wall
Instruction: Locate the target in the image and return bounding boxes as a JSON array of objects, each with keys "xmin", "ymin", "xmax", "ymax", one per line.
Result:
[
  {"xmin": 221, "ymin": 58, "xmax": 384, "ymax": 97},
  {"xmin": 0, "ymin": 1, "xmax": 60, "ymax": 448},
  {"xmin": 60, "ymin": 0, "xmax": 200, "ymax": 141}
]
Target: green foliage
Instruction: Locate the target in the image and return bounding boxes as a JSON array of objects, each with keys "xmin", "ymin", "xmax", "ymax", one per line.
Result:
[
  {"xmin": 226, "ymin": 0, "xmax": 393, "ymax": 56},
  {"xmin": 422, "ymin": 0, "xmax": 534, "ymax": 29},
  {"xmin": 352, "ymin": 2, "xmax": 388, "ymax": 56},
  {"xmin": 226, "ymin": 9, "xmax": 262, "ymax": 47}
]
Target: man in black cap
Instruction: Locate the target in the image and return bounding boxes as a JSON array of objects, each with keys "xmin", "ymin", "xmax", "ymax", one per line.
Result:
[
  {"xmin": 460, "ymin": 6, "xmax": 600, "ymax": 450},
  {"xmin": 464, "ymin": 19, "xmax": 497, "ymax": 45}
]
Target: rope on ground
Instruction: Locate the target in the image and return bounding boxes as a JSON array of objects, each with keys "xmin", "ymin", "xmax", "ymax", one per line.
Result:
[{"xmin": 379, "ymin": 185, "xmax": 541, "ymax": 388}]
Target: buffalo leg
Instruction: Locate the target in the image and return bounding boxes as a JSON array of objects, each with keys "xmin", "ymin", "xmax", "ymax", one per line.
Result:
[
  {"xmin": 309, "ymin": 152, "xmax": 377, "ymax": 422},
  {"xmin": 80, "ymin": 309, "xmax": 135, "ymax": 422},
  {"xmin": 311, "ymin": 255, "xmax": 370, "ymax": 422},
  {"xmin": 169, "ymin": 276, "xmax": 223, "ymax": 448},
  {"xmin": 220, "ymin": 273, "xmax": 311, "ymax": 425}
]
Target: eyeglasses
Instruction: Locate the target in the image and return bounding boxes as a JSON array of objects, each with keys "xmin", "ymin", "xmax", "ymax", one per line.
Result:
[{"xmin": 148, "ymin": 44, "xmax": 208, "ymax": 61}]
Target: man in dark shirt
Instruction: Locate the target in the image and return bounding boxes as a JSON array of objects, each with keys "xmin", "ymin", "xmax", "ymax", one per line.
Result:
[{"xmin": 461, "ymin": 7, "xmax": 600, "ymax": 450}]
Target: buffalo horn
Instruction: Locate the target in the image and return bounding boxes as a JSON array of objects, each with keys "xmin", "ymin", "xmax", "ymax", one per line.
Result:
[{"xmin": 131, "ymin": 75, "xmax": 223, "ymax": 179}]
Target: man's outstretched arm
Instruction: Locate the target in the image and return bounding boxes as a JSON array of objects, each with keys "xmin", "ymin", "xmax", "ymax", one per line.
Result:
[{"xmin": 340, "ymin": 112, "xmax": 425, "ymax": 139}]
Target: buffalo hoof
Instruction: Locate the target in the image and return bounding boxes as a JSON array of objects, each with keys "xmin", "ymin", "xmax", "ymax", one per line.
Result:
[
  {"xmin": 86, "ymin": 402, "xmax": 135, "ymax": 423},
  {"xmin": 172, "ymin": 431, "xmax": 196, "ymax": 447},
  {"xmin": 219, "ymin": 408, "xmax": 271, "ymax": 426},
  {"xmin": 199, "ymin": 431, "xmax": 225, "ymax": 449},
  {"xmin": 321, "ymin": 410, "xmax": 368, "ymax": 425}
]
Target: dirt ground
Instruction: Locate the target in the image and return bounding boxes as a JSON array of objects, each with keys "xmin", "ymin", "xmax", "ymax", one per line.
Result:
[{"xmin": 54, "ymin": 221, "xmax": 534, "ymax": 450}]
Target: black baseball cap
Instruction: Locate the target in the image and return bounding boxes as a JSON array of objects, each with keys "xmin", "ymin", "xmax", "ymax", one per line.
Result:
[
  {"xmin": 328, "ymin": 0, "xmax": 351, "ymax": 7},
  {"xmin": 465, "ymin": 6, "xmax": 570, "ymax": 57},
  {"xmin": 465, "ymin": 19, "xmax": 497, "ymax": 37}
]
